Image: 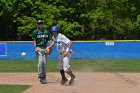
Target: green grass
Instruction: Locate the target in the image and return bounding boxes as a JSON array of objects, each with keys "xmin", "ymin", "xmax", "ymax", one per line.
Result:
[
  {"xmin": 73, "ymin": 59, "xmax": 140, "ymax": 72},
  {"xmin": 0, "ymin": 59, "xmax": 140, "ymax": 93},
  {"xmin": 0, "ymin": 59, "xmax": 140, "ymax": 72},
  {"xmin": 0, "ymin": 84, "xmax": 31, "ymax": 93}
]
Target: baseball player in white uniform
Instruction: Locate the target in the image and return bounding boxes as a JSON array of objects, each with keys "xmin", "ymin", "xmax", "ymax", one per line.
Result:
[{"xmin": 51, "ymin": 25, "xmax": 75, "ymax": 85}]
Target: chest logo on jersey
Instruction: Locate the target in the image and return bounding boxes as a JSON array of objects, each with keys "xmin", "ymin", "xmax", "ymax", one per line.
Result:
[{"xmin": 37, "ymin": 35, "xmax": 48, "ymax": 38}]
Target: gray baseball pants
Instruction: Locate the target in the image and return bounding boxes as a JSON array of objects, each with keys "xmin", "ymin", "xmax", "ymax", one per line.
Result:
[{"xmin": 37, "ymin": 47, "xmax": 47, "ymax": 79}]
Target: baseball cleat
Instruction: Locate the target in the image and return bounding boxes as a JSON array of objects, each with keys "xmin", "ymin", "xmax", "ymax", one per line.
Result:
[
  {"xmin": 61, "ymin": 78, "xmax": 68, "ymax": 85},
  {"xmin": 39, "ymin": 77, "xmax": 47, "ymax": 84},
  {"xmin": 69, "ymin": 75, "xmax": 75, "ymax": 85},
  {"xmin": 40, "ymin": 79, "xmax": 47, "ymax": 84}
]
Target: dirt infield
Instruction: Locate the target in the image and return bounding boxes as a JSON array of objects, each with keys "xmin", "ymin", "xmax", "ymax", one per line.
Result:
[{"xmin": 0, "ymin": 72, "xmax": 140, "ymax": 93}]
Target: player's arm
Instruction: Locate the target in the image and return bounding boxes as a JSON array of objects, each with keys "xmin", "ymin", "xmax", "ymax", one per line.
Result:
[
  {"xmin": 33, "ymin": 40, "xmax": 36, "ymax": 48},
  {"xmin": 61, "ymin": 34, "xmax": 72, "ymax": 56},
  {"xmin": 32, "ymin": 30, "xmax": 36, "ymax": 47},
  {"xmin": 33, "ymin": 39, "xmax": 39, "ymax": 53},
  {"xmin": 61, "ymin": 34, "xmax": 72, "ymax": 51},
  {"xmin": 48, "ymin": 31, "xmax": 55, "ymax": 49},
  {"xmin": 66, "ymin": 41, "xmax": 72, "ymax": 51},
  {"xmin": 45, "ymin": 40, "xmax": 55, "ymax": 54},
  {"xmin": 63, "ymin": 41, "xmax": 72, "ymax": 57},
  {"xmin": 48, "ymin": 40, "xmax": 55, "ymax": 49},
  {"xmin": 32, "ymin": 30, "xmax": 39, "ymax": 53},
  {"xmin": 45, "ymin": 32, "xmax": 55, "ymax": 54}
]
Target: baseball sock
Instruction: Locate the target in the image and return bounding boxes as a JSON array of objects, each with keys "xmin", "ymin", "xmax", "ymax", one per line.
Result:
[
  {"xmin": 60, "ymin": 70, "xmax": 66, "ymax": 79},
  {"xmin": 66, "ymin": 69, "xmax": 75, "ymax": 77}
]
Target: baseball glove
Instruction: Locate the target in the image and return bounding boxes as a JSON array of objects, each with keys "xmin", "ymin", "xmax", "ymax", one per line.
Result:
[{"xmin": 45, "ymin": 48, "xmax": 52, "ymax": 55}]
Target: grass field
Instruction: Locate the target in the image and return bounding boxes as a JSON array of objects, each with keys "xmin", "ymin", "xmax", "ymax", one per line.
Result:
[
  {"xmin": 0, "ymin": 84, "xmax": 31, "ymax": 93},
  {"xmin": 0, "ymin": 59, "xmax": 140, "ymax": 93},
  {"xmin": 0, "ymin": 59, "xmax": 140, "ymax": 72}
]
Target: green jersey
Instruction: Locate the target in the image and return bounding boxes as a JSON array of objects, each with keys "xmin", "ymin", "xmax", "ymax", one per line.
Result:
[{"xmin": 32, "ymin": 29, "xmax": 52, "ymax": 47}]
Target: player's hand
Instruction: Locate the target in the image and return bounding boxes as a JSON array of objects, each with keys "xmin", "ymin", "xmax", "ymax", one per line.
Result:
[
  {"xmin": 63, "ymin": 51, "xmax": 68, "ymax": 57},
  {"xmin": 35, "ymin": 47, "xmax": 39, "ymax": 53},
  {"xmin": 45, "ymin": 47, "xmax": 52, "ymax": 55}
]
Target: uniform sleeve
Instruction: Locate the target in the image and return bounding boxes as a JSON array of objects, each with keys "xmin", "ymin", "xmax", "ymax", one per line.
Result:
[
  {"xmin": 48, "ymin": 31, "xmax": 53, "ymax": 40},
  {"xmin": 60, "ymin": 35, "xmax": 70, "ymax": 45},
  {"xmin": 32, "ymin": 30, "xmax": 36, "ymax": 40}
]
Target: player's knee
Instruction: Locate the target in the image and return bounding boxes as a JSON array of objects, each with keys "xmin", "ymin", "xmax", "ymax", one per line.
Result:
[
  {"xmin": 58, "ymin": 61, "xmax": 63, "ymax": 70},
  {"xmin": 63, "ymin": 57, "xmax": 69, "ymax": 62},
  {"xmin": 59, "ymin": 68, "xmax": 63, "ymax": 71},
  {"xmin": 64, "ymin": 67, "xmax": 70, "ymax": 73},
  {"xmin": 58, "ymin": 66, "xmax": 63, "ymax": 70},
  {"xmin": 38, "ymin": 57, "xmax": 43, "ymax": 62}
]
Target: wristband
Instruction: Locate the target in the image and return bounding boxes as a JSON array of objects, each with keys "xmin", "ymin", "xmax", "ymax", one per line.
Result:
[{"xmin": 66, "ymin": 47, "xmax": 70, "ymax": 51}]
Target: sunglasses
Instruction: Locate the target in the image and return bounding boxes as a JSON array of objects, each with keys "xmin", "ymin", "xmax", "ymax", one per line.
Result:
[{"xmin": 37, "ymin": 22, "xmax": 44, "ymax": 25}]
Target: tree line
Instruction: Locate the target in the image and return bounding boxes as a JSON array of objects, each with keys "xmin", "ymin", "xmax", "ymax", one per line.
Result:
[{"xmin": 0, "ymin": 0, "xmax": 140, "ymax": 41}]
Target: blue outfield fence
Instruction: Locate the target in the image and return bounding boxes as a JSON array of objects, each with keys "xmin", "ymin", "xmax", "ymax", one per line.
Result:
[{"xmin": 0, "ymin": 41, "xmax": 140, "ymax": 60}]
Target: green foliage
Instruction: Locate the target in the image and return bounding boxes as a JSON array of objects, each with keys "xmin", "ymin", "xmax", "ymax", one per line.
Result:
[
  {"xmin": 17, "ymin": 16, "xmax": 36, "ymax": 36},
  {"xmin": 1, "ymin": 0, "xmax": 140, "ymax": 40}
]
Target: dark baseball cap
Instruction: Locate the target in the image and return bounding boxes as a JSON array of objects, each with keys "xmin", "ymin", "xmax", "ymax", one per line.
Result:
[{"xmin": 37, "ymin": 20, "xmax": 44, "ymax": 23}]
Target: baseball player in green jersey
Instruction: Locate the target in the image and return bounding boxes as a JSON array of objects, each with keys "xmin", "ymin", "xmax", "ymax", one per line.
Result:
[{"xmin": 32, "ymin": 20, "xmax": 54, "ymax": 84}]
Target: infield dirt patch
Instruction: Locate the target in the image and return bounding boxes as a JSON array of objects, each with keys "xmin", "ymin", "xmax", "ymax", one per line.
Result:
[{"xmin": 0, "ymin": 72, "xmax": 140, "ymax": 93}]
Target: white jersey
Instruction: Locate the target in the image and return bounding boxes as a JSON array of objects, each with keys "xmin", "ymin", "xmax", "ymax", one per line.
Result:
[{"xmin": 52, "ymin": 33, "xmax": 72, "ymax": 53}]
